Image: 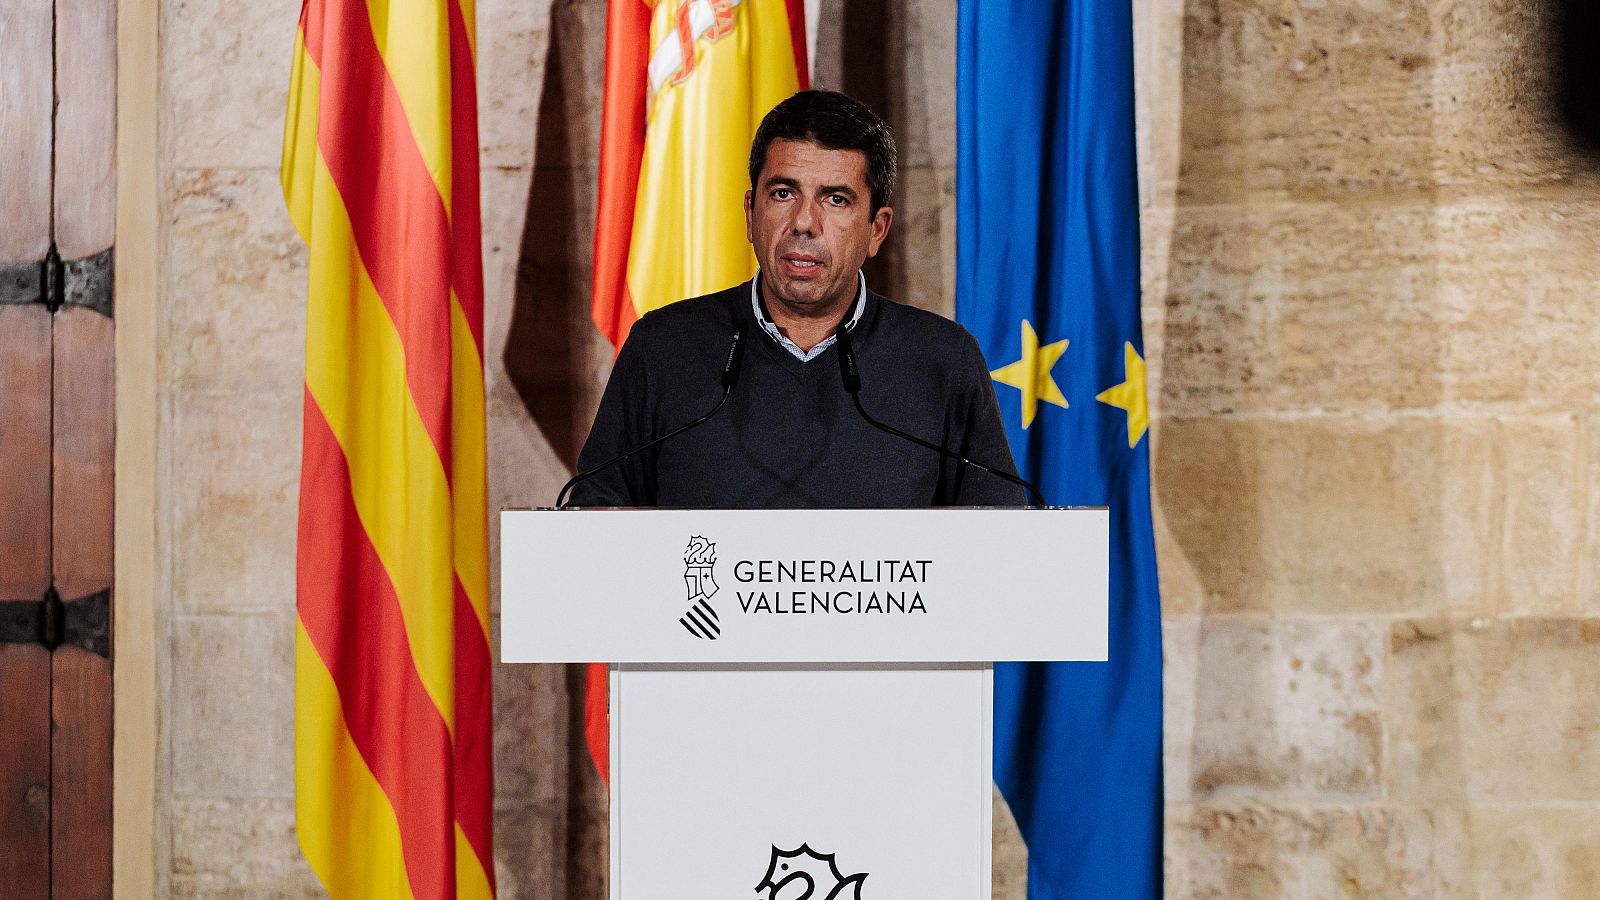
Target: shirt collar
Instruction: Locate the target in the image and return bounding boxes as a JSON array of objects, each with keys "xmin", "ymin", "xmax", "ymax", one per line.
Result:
[{"xmin": 750, "ymin": 269, "xmax": 867, "ymax": 362}]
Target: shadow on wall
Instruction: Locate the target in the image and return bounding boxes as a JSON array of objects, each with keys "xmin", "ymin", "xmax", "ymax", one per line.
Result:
[
  {"xmin": 835, "ymin": 0, "xmax": 906, "ymax": 299},
  {"xmin": 504, "ymin": 15, "xmax": 611, "ymax": 472},
  {"xmin": 1555, "ymin": 0, "xmax": 1600, "ymax": 156}
]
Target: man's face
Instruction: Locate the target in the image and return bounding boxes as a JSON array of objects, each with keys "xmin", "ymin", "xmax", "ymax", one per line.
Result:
[{"xmin": 745, "ymin": 139, "xmax": 893, "ymax": 316}]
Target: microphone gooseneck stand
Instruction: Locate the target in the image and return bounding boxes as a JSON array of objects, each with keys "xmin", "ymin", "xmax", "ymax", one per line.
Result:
[
  {"xmin": 834, "ymin": 323, "xmax": 1048, "ymax": 507},
  {"xmin": 555, "ymin": 328, "xmax": 747, "ymax": 509}
]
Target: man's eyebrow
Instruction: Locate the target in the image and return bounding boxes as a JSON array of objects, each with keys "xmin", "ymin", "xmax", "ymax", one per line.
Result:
[
  {"xmin": 762, "ymin": 175, "xmax": 801, "ymax": 189},
  {"xmin": 818, "ymin": 184, "xmax": 858, "ymax": 198}
]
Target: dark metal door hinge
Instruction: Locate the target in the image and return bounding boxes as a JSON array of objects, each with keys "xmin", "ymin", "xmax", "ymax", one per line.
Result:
[
  {"xmin": 42, "ymin": 245, "xmax": 64, "ymax": 313},
  {"xmin": 0, "ymin": 588, "xmax": 111, "ymax": 657},
  {"xmin": 0, "ymin": 245, "xmax": 114, "ymax": 317}
]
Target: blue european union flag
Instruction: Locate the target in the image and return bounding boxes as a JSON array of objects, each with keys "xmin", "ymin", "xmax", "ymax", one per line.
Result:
[{"xmin": 956, "ymin": 1, "xmax": 1163, "ymax": 897}]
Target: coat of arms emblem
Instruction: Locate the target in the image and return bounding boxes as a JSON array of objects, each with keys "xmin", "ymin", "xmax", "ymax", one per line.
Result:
[
  {"xmin": 755, "ymin": 844, "xmax": 868, "ymax": 900},
  {"xmin": 680, "ymin": 536, "xmax": 721, "ymax": 639}
]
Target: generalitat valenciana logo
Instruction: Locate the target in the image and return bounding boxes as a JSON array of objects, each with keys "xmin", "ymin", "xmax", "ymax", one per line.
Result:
[
  {"xmin": 680, "ymin": 536, "xmax": 721, "ymax": 639},
  {"xmin": 755, "ymin": 844, "xmax": 868, "ymax": 900}
]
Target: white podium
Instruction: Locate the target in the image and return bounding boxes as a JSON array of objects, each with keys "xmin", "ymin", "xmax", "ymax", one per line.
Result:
[{"xmin": 501, "ymin": 508, "xmax": 1107, "ymax": 899}]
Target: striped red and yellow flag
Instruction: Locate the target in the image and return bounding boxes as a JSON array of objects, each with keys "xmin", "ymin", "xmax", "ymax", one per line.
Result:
[
  {"xmin": 586, "ymin": 0, "xmax": 810, "ymax": 780},
  {"xmin": 281, "ymin": 0, "xmax": 494, "ymax": 894}
]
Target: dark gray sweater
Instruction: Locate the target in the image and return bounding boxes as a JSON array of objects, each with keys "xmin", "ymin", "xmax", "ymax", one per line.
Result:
[{"xmin": 570, "ymin": 281, "xmax": 1025, "ymax": 508}]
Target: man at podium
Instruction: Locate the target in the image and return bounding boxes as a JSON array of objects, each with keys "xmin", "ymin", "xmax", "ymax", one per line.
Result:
[{"xmin": 571, "ymin": 90, "xmax": 1025, "ymax": 508}]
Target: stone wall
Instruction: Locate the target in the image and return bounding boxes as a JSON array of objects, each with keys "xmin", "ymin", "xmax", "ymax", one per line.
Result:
[
  {"xmin": 152, "ymin": 0, "xmax": 1600, "ymax": 895},
  {"xmin": 1150, "ymin": 0, "xmax": 1600, "ymax": 895}
]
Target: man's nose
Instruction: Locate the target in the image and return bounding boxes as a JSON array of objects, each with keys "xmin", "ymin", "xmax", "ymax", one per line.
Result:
[{"xmin": 790, "ymin": 198, "xmax": 820, "ymax": 237}]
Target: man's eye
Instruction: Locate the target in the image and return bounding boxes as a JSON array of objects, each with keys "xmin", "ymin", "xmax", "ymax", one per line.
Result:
[
  {"xmin": 828, "ymin": 195, "xmax": 848, "ymax": 206},
  {"xmin": 772, "ymin": 188, "xmax": 792, "ymax": 200}
]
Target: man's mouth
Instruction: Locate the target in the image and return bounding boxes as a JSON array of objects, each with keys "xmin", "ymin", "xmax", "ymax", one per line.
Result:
[{"xmin": 781, "ymin": 253, "xmax": 823, "ymax": 270}]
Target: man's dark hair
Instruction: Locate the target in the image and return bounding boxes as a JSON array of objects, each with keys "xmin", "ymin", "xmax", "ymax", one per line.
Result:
[{"xmin": 748, "ymin": 90, "xmax": 897, "ymax": 214}]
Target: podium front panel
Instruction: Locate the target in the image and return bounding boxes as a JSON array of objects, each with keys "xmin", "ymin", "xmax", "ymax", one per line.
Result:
[
  {"xmin": 611, "ymin": 664, "xmax": 992, "ymax": 899},
  {"xmin": 502, "ymin": 508, "xmax": 1108, "ymax": 664}
]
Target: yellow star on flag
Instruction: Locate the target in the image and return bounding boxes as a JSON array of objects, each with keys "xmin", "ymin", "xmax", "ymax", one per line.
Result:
[
  {"xmin": 990, "ymin": 319, "xmax": 1069, "ymax": 429},
  {"xmin": 1095, "ymin": 341, "xmax": 1149, "ymax": 448}
]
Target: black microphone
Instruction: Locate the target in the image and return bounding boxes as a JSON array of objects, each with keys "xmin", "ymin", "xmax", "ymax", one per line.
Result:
[
  {"xmin": 555, "ymin": 328, "xmax": 747, "ymax": 508},
  {"xmin": 838, "ymin": 325, "xmax": 862, "ymax": 393},
  {"xmin": 834, "ymin": 324, "xmax": 1047, "ymax": 506},
  {"xmin": 720, "ymin": 321, "xmax": 748, "ymax": 389}
]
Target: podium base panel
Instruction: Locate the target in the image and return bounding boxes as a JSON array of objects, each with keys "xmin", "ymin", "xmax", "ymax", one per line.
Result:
[{"xmin": 610, "ymin": 664, "xmax": 993, "ymax": 899}]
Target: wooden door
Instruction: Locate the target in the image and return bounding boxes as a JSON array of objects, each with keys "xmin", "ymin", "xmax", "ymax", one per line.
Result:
[{"xmin": 0, "ymin": 0, "xmax": 117, "ymax": 895}]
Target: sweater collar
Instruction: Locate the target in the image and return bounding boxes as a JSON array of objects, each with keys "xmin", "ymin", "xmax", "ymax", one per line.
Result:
[{"xmin": 749, "ymin": 269, "xmax": 867, "ymax": 362}]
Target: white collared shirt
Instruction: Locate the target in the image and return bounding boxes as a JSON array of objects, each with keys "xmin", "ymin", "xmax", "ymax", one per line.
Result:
[{"xmin": 750, "ymin": 268, "xmax": 867, "ymax": 362}]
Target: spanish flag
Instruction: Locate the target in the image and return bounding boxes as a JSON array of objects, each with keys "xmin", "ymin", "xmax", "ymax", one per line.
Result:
[
  {"xmin": 281, "ymin": 0, "xmax": 494, "ymax": 893},
  {"xmin": 586, "ymin": 0, "xmax": 810, "ymax": 780}
]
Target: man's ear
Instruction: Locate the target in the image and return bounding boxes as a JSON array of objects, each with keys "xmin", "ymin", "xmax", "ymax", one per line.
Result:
[
  {"xmin": 744, "ymin": 189, "xmax": 755, "ymax": 244},
  {"xmin": 866, "ymin": 206, "xmax": 894, "ymax": 258}
]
